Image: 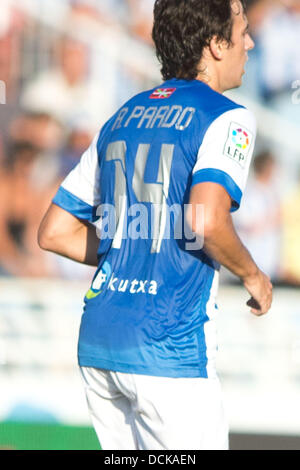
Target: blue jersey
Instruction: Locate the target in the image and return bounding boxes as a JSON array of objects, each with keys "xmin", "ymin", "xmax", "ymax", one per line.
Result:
[{"xmin": 53, "ymin": 79, "xmax": 256, "ymax": 378}]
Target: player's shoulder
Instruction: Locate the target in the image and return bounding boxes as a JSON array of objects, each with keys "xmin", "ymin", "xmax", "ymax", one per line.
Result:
[
  {"xmin": 206, "ymin": 102, "xmax": 257, "ymax": 136},
  {"xmin": 174, "ymin": 80, "xmax": 257, "ymax": 140},
  {"xmin": 165, "ymin": 80, "xmax": 256, "ymax": 126},
  {"xmin": 193, "ymin": 82, "xmax": 252, "ymax": 119}
]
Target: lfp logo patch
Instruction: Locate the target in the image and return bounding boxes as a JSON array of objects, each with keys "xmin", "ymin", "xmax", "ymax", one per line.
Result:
[
  {"xmin": 224, "ymin": 122, "xmax": 253, "ymax": 168},
  {"xmin": 150, "ymin": 88, "xmax": 176, "ymax": 99},
  {"xmin": 232, "ymin": 127, "xmax": 250, "ymax": 150}
]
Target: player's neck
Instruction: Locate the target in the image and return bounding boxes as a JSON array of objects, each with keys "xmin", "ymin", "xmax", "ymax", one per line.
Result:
[
  {"xmin": 196, "ymin": 57, "xmax": 225, "ymax": 94},
  {"xmin": 196, "ymin": 72, "xmax": 224, "ymax": 95}
]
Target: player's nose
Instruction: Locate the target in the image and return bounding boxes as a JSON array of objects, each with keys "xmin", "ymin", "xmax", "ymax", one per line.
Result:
[{"xmin": 246, "ymin": 34, "xmax": 255, "ymax": 51}]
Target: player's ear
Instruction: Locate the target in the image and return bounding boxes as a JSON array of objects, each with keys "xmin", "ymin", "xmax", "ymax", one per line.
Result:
[{"xmin": 209, "ymin": 36, "xmax": 225, "ymax": 61}]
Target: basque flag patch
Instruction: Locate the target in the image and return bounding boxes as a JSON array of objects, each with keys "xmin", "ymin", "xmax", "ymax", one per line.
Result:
[{"xmin": 150, "ymin": 88, "xmax": 177, "ymax": 99}]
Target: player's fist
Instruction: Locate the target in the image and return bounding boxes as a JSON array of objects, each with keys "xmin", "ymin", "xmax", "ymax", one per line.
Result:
[{"xmin": 243, "ymin": 269, "xmax": 273, "ymax": 316}]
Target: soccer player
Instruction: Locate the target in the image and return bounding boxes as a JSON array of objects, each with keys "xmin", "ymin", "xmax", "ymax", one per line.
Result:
[{"xmin": 38, "ymin": 0, "xmax": 272, "ymax": 450}]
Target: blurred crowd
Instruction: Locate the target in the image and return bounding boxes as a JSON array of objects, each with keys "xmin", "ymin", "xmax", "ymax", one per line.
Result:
[
  {"xmin": 0, "ymin": 0, "xmax": 299, "ymax": 285},
  {"xmin": 0, "ymin": 0, "xmax": 155, "ymax": 279}
]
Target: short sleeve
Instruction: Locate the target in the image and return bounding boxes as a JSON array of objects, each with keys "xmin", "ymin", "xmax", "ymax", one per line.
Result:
[
  {"xmin": 191, "ymin": 108, "xmax": 257, "ymax": 212},
  {"xmin": 52, "ymin": 132, "xmax": 101, "ymax": 221}
]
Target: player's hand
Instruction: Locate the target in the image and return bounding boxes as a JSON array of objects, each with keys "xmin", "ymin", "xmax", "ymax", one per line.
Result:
[{"xmin": 243, "ymin": 269, "xmax": 273, "ymax": 316}]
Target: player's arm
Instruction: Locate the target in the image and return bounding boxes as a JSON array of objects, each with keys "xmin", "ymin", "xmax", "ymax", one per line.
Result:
[
  {"xmin": 38, "ymin": 131, "xmax": 102, "ymax": 267},
  {"xmin": 187, "ymin": 182, "xmax": 272, "ymax": 316},
  {"xmin": 38, "ymin": 203, "xmax": 99, "ymax": 266},
  {"xmin": 189, "ymin": 107, "xmax": 273, "ymax": 315}
]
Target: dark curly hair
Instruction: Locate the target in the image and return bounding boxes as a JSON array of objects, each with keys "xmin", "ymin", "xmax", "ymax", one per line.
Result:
[{"xmin": 152, "ymin": 0, "xmax": 246, "ymax": 81}]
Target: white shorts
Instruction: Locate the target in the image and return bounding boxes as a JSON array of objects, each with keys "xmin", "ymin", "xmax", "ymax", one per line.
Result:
[{"xmin": 80, "ymin": 367, "xmax": 229, "ymax": 450}]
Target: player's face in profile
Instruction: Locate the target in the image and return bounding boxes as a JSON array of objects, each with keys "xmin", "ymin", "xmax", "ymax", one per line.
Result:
[{"xmin": 222, "ymin": 1, "xmax": 255, "ymax": 90}]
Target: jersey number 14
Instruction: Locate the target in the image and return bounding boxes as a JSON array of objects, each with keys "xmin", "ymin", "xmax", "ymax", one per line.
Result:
[{"xmin": 105, "ymin": 140, "xmax": 174, "ymax": 253}]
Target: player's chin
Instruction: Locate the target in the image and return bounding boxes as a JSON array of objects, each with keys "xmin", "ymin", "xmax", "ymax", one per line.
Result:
[
  {"xmin": 228, "ymin": 77, "xmax": 243, "ymax": 91},
  {"xmin": 236, "ymin": 73, "xmax": 244, "ymax": 87}
]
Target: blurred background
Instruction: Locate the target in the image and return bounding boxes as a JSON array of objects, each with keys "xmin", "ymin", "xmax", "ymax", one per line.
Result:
[{"xmin": 0, "ymin": 0, "xmax": 300, "ymax": 450}]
